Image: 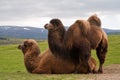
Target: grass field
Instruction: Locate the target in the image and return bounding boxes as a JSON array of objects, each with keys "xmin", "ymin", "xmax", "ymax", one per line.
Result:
[{"xmin": 0, "ymin": 35, "xmax": 120, "ymax": 80}]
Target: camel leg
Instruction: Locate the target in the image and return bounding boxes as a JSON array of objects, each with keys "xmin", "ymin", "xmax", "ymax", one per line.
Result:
[
  {"xmin": 79, "ymin": 44, "xmax": 91, "ymax": 73},
  {"xmin": 96, "ymin": 46, "xmax": 107, "ymax": 73},
  {"xmin": 84, "ymin": 52, "xmax": 92, "ymax": 73},
  {"xmin": 32, "ymin": 67, "xmax": 52, "ymax": 74},
  {"xmin": 73, "ymin": 40, "xmax": 91, "ymax": 73},
  {"xmin": 72, "ymin": 46, "xmax": 91, "ymax": 73}
]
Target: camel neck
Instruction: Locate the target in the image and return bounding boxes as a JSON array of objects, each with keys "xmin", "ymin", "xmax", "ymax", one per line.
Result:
[{"xmin": 24, "ymin": 49, "xmax": 40, "ymax": 73}]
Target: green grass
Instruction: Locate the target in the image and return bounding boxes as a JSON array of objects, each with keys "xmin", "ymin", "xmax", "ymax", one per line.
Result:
[
  {"xmin": 0, "ymin": 73, "xmax": 98, "ymax": 80},
  {"xmin": 0, "ymin": 38, "xmax": 24, "ymax": 45},
  {"xmin": 104, "ymin": 35, "xmax": 120, "ymax": 65},
  {"xmin": 0, "ymin": 35, "xmax": 120, "ymax": 80}
]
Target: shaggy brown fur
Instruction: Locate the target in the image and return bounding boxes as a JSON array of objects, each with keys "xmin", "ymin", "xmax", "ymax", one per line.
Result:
[
  {"xmin": 77, "ymin": 57, "xmax": 97, "ymax": 73},
  {"xmin": 18, "ymin": 39, "xmax": 96, "ymax": 74},
  {"xmin": 18, "ymin": 39, "xmax": 75, "ymax": 74},
  {"xmin": 87, "ymin": 15, "xmax": 108, "ymax": 73},
  {"xmin": 64, "ymin": 20, "xmax": 92, "ymax": 73},
  {"xmin": 18, "ymin": 39, "xmax": 97, "ymax": 74},
  {"xmin": 44, "ymin": 19, "xmax": 91, "ymax": 73},
  {"xmin": 44, "ymin": 15, "xmax": 108, "ymax": 73},
  {"xmin": 88, "ymin": 14, "xmax": 101, "ymax": 27},
  {"xmin": 44, "ymin": 19, "xmax": 67, "ymax": 58},
  {"xmin": 65, "ymin": 15, "xmax": 108, "ymax": 73}
]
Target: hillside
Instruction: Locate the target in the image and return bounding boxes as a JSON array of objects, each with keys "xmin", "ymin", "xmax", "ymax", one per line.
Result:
[
  {"xmin": 0, "ymin": 26, "xmax": 48, "ymax": 40},
  {"xmin": 103, "ymin": 28, "xmax": 120, "ymax": 34},
  {"xmin": 0, "ymin": 26, "xmax": 120, "ymax": 39}
]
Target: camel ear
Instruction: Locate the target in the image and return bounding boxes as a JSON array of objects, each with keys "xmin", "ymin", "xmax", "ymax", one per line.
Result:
[{"xmin": 88, "ymin": 14, "xmax": 101, "ymax": 27}]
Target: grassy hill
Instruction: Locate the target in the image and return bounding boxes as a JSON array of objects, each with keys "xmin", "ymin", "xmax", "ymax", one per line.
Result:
[{"xmin": 0, "ymin": 35, "xmax": 120, "ymax": 80}]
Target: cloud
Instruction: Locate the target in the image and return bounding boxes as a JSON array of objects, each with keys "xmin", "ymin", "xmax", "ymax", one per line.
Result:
[{"xmin": 0, "ymin": 0, "xmax": 120, "ymax": 29}]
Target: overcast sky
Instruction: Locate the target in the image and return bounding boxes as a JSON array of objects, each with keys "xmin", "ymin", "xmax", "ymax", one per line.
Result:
[{"xmin": 0, "ymin": 0, "xmax": 120, "ymax": 29}]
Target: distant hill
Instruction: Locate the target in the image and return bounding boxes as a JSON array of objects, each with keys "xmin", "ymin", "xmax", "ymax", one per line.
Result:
[
  {"xmin": 103, "ymin": 28, "xmax": 120, "ymax": 34},
  {"xmin": 0, "ymin": 26, "xmax": 48, "ymax": 40},
  {"xmin": 0, "ymin": 26, "xmax": 120, "ymax": 40}
]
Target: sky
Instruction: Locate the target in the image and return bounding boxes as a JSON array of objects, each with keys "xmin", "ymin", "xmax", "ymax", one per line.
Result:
[{"xmin": 0, "ymin": 0, "xmax": 120, "ymax": 29}]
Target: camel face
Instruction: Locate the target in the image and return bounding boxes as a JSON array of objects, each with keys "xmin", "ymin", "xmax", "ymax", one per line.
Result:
[{"xmin": 18, "ymin": 39, "xmax": 35, "ymax": 55}]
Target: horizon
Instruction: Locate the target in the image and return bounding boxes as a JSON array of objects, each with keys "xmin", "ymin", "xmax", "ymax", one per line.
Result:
[{"xmin": 0, "ymin": 25, "xmax": 120, "ymax": 30}]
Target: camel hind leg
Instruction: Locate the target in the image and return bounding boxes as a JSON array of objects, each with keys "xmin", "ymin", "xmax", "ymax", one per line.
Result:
[{"xmin": 96, "ymin": 41, "xmax": 108, "ymax": 73}]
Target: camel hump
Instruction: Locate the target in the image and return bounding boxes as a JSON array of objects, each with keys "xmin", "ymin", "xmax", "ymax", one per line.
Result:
[
  {"xmin": 88, "ymin": 14, "xmax": 101, "ymax": 27},
  {"xmin": 76, "ymin": 20, "xmax": 90, "ymax": 36},
  {"xmin": 50, "ymin": 18, "xmax": 64, "ymax": 27}
]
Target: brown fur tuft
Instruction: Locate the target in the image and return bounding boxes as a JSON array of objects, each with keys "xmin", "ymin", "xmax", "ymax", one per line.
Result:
[
  {"xmin": 44, "ymin": 18, "xmax": 68, "ymax": 59},
  {"xmin": 88, "ymin": 14, "xmax": 101, "ymax": 27},
  {"xmin": 75, "ymin": 20, "xmax": 90, "ymax": 37}
]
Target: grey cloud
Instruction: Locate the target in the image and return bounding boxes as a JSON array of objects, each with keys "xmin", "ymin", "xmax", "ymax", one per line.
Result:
[
  {"xmin": 82, "ymin": 0, "xmax": 120, "ymax": 11},
  {"xmin": 0, "ymin": 0, "xmax": 120, "ymax": 21}
]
